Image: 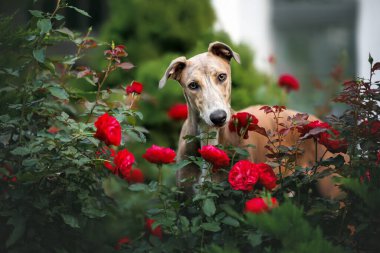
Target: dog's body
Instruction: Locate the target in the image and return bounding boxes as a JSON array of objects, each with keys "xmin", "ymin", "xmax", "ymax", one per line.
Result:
[{"xmin": 159, "ymin": 42, "xmax": 342, "ymax": 198}]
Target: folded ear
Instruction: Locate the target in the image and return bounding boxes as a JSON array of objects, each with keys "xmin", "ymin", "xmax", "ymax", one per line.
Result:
[
  {"xmin": 159, "ymin": 56, "xmax": 187, "ymax": 89},
  {"xmin": 208, "ymin": 41, "xmax": 241, "ymax": 64}
]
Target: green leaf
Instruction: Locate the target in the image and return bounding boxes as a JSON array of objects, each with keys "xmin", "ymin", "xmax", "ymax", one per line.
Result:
[
  {"xmin": 320, "ymin": 155, "xmax": 345, "ymax": 168},
  {"xmin": 221, "ymin": 216, "xmax": 239, "ymax": 227},
  {"xmin": 22, "ymin": 158, "xmax": 38, "ymax": 167},
  {"xmin": 203, "ymin": 198, "xmax": 216, "ymax": 217},
  {"xmin": 6, "ymin": 216, "xmax": 26, "ymax": 248},
  {"xmin": 29, "ymin": 10, "xmax": 44, "ymax": 18},
  {"xmin": 179, "ymin": 215, "xmax": 190, "ymax": 230},
  {"xmin": 55, "ymin": 27, "xmax": 74, "ymax": 39},
  {"xmin": 37, "ymin": 18, "xmax": 52, "ymax": 34},
  {"xmin": 67, "ymin": 6, "xmax": 91, "ymax": 18},
  {"xmin": 48, "ymin": 86, "xmax": 69, "ymax": 99},
  {"xmin": 33, "ymin": 48, "xmax": 46, "ymax": 63},
  {"xmin": 247, "ymin": 233, "xmax": 262, "ymax": 247},
  {"xmin": 169, "ymin": 160, "xmax": 192, "ymax": 171},
  {"xmin": 201, "ymin": 222, "xmax": 221, "ymax": 232},
  {"xmin": 60, "ymin": 214, "xmax": 80, "ymax": 228},
  {"xmin": 128, "ymin": 183, "xmax": 148, "ymax": 192},
  {"xmin": 10, "ymin": 146, "xmax": 30, "ymax": 156}
]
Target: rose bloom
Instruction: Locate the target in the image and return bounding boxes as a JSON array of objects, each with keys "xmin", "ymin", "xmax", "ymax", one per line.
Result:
[
  {"xmin": 145, "ymin": 218, "xmax": 163, "ymax": 239},
  {"xmin": 105, "ymin": 149, "xmax": 135, "ymax": 178},
  {"xmin": 228, "ymin": 160, "xmax": 259, "ymax": 191},
  {"xmin": 94, "ymin": 113, "xmax": 122, "ymax": 146},
  {"xmin": 126, "ymin": 81, "xmax": 143, "ymax": 95},
  {"xmin": 257, "ymin": 163, "xmax": 277, "ymax": 190},
  {"xmin": 142, "ymin": 145, "xmax": 176, "ymax": 165},
  {"xmin": 198, "ymin": 145, "xmax": 230, "ymax": 172},
  {"xmin": 126, "ymin": 168, "xmax": 144, "ymax": 184},
  {"xmin": 298, "ymin": 120, "xmax": 330, "ymax": 139},
  {"xmin": 319, "ymin": 129, "xmax": 348, "ymax": 153},
  {"xmin": 167, "ymin": 103, "xmax": 188, "ymax": 121},
  {"xmin": 114, "ymin": 236, "xmax": 130, "ymax": 250},
  {"xmin": 245, "ymin": 197, "xmax": 278, "ymax": 214},
  {"xmin": 278, "ymin": 74, "xmax": 300, "ymax": 92},
  {"xmin": 228, "ymin": 112, "xmax": 259, "ymax": 139}
]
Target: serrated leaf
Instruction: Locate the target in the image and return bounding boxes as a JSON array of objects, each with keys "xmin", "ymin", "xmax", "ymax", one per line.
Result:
[
  {"xmin": 201, "ymin": 222, "xmax": 221, "ymax": 232},
  {"xmin": 67, "ymin": 6, "xmax": 91, "ymax": 17},
  {"xmin": 33, "ymin": 48, "xmax": 45, "ymax": 63},
  {"xmin": 48, "ymin": 86, "xmax": 69, "ymax": 99},
  {"xmin": 29, "ymin": 10, "xmax": 44, "ymax": 18},
  {"xmin": 320, "ymin": 154, "xmax": 345, "ymax": 168},
  {"xmin": 222, "ymin": 216, "xmax": 239, "ymax": 227},
  {"xmin": 60, "ymin": 214, "xmax": 80, "ymax": 228},
  {"xmin": 203, "ymin": 198, "xmax": 216, "ymax": 217},
  {"xmin": 37, "ymin": 19, "xmax": 52, "ymax": 34}
]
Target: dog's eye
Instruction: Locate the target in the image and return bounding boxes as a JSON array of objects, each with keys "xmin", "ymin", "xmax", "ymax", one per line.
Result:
[
  {"xmin": 218, "ymin": 73, "xmax": 227, "ymax": 82},
  {"xmin": 188, "ymin": 81, "xmax": 200, "ymax": 90}
]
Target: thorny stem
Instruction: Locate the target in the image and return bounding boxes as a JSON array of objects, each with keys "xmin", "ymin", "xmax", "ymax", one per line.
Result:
[{"xmin": 86, "ymin": 59, "xmax": 113, "ymax": 123}]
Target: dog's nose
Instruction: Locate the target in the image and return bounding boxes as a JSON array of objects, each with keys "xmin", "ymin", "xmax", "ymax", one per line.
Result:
[{"xmin": 210, "ymin": 110, "xmax": 227, "ymax": 126}]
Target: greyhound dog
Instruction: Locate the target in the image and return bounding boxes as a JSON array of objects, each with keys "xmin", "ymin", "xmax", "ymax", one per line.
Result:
[{"xmin": 159, "ymin": 41, "xmax": 342, "ymax": 198}]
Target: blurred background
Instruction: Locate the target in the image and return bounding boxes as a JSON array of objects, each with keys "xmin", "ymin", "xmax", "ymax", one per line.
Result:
[{"xmin": 2, "ymin": 0, "xmax": 379, "ymax": 177}]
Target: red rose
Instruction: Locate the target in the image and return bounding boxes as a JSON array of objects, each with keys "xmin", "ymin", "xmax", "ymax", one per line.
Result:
[
  {"xmin": 228, "ymin": 112, "xmax": 259, "ymax": 139},
  {"xmin": 145, "ymin": 218, "xmax": 163, "ymax": 239},
  {"xmin": 168, "ymin": 103, "xmax": 188, "ymax": 121},
  {"xmin": 245, "ymin": 197, "xmax": 278, "ymax": 214},
  {"xmin": 126, "ymin": 168, "xmax": 144, "ymax": 184},
  {"xmin": 126, "ymin": 81, "xmax": 143, "ymax": 95},
  {"xmin": 94, "ymin": 113, "xmax": 122, "ymax": 146},
  {"xmin": 257, "ymin": 163, "xmax": 277, "ymax": 190},
  {"xmin": 198, "ymin": 145, "xmax": 230, "ymax": 172},
  {"xmin": 319, "ymin": 129, "xmax": 348, "ymax": 153},
  {"xmin": 298, "ymin": 120, "xmax": 330, "ymax": 139},
  {"xmin": 114, "ymin": 236, "xmax": 130, "ymax": 250},
  {"xmin": 47, "ymin": 126, "xmax": 60, "ymax": 134},
  {"xmin": 142, "ymin": 145, "xmax": 176, "ymax": 165},
  {"xmin": 278, "ymin": 74, "xmax": 300, "ymax": 92},
  {"xmin": 105, "ymin": 149, "xmax": 135, "ymax": 178},
  {"xmin": 228, "ymin": 160, "xmax": 259, "ymax": 191}
]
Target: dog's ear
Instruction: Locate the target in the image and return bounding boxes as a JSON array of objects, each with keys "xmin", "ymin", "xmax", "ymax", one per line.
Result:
[
  {"xmin": 159, "ymin": 56, "xmax": 187, "ymax": 89},
  {"xmin": 208, "ymin": 41, "xmax": 241, "ymax": 64}
]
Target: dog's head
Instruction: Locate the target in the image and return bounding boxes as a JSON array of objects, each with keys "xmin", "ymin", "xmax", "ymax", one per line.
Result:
[{"xmin": 159, "ymin": 41, "xmax": 240, "ymax": 127}]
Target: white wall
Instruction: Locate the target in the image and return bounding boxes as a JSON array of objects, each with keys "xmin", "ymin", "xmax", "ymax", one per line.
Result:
[{"xmin": 211, "ymin": 0, "xmax": 273, "ymax": 74}]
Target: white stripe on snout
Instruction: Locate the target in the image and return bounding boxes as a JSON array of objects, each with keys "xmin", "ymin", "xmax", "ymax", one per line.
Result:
[{"xmin": 200, "ymin": 77, "xmax": 230, "ymax": 126}]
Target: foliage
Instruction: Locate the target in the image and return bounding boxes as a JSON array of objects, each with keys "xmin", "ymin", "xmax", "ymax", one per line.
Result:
[{"xmin": 0, "ymin": 2, "xmax": 379, "ymax": 253}]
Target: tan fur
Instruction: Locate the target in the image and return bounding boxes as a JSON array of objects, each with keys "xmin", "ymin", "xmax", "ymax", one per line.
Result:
[{"xmin": 160, "ymin": 42, "xmax": 344, "ymax": 199}]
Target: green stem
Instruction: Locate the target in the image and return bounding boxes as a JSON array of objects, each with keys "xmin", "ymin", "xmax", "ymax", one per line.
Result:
[{"xmin": 158, "ymin": 164, "xmax": 163, "ymax": 192}]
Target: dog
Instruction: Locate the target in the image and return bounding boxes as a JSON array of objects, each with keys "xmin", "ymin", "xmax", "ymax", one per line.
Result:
[{"xmin": 159, "ymin": 41, "xmax": 343, "ymax": 198}]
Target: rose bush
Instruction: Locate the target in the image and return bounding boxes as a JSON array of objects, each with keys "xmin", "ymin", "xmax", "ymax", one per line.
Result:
[{"xmin": 0, "ymin": 3, "xmax": 379, "ymax": 253}]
